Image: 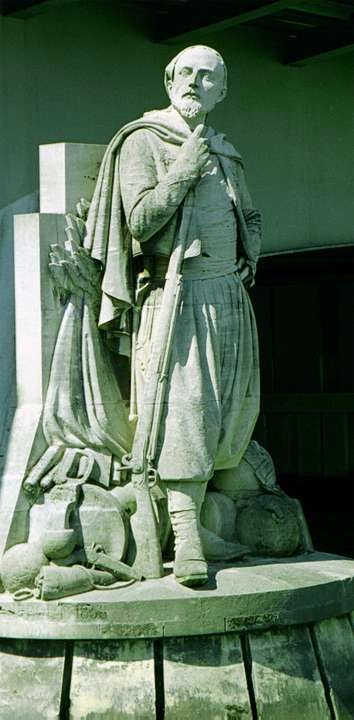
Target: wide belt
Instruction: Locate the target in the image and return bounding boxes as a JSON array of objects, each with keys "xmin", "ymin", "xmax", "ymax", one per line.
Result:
[{"xmin": 143, "ymin": 254, "xmax": 238, "ymax": 282}]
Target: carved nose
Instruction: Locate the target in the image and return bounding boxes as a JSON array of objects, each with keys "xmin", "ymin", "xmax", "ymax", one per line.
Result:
[{"xmin": 186, "ymin": 79, "xmax": 199, "ymax": 94}]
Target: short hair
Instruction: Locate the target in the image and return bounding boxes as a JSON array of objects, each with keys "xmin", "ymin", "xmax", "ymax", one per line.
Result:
[{"xmin": 164, "ymin": 45, "xmax": 227, "ymax": 96}]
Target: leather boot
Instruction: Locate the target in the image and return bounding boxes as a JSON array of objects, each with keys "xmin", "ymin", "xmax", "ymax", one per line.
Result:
[
  {"xmin": 200, "ymin": 526, "xmax": 249, "ymax": 561},
  {"xmin": 167, "ymin": 481, "xmax": 208, "ymax": 587}
]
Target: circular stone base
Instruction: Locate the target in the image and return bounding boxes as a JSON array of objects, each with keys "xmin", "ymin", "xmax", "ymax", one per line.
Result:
[
  {"xmin": 0, "ymin": 552, "xmax": 353, "ymax": 639},
  {"xmin": 0, "ymin": 553, "xmax": 354, "ymax": 719}
]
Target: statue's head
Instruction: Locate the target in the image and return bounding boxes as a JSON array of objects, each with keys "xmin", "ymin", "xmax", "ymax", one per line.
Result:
[{"xmin": 164, "ymin": 45, "xmax": 227, "ymax": 121}]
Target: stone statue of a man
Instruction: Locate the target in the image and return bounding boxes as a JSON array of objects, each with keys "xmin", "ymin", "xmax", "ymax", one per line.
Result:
[{"xmin": 83, "ymin": 45, "xmax": 261, "ymax": 586}]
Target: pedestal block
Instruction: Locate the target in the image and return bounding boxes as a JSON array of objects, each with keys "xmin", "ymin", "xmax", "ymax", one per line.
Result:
[
  {"xmin": 14, "ymin": 213, "xmax": 67, "ymax": 407},
  {"xmin": 0, "ymin": 143, "xmax": 107, "ymax": 559},
  {"xmin": 39, "ymin": 143, "xmax": 106, "ymax": 215},
  {"xmin": 0, "ymin": 553, "xmax": 353, "ymax": 719},
  {"xmin": 0, "ymin": 214, "xmax": 67, "ymax": 558}
]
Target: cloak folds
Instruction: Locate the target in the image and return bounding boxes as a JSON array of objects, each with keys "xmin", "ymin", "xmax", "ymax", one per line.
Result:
[
  {"xmin": 83, "ymin": 107, "xmax": 260, "ymax": 330},
  {"xmin": 42, "ymin": 293, "xmax": 133, "ymax": 460},
  {"xmin": 42, "ymin": 108, "xmax": 261, "ymax": 462}
]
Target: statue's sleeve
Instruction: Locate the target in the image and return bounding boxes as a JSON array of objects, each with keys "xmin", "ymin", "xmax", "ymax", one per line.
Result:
[
  {"xmin": 119, "ymin": 129, "xmax": 194, "ymax": 243},
  {"xmin": 236, "ymin": 162, "xmax": 262, "ymax": 271}
]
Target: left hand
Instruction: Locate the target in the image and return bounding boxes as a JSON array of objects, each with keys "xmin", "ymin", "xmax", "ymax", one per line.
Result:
[{"xmin": 236, "ymin": 258, "xmax": 253, "ymax": 287}]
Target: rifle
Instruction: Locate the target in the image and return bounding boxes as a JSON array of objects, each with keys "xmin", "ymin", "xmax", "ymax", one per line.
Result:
[{"xmin": 122, "ymin": 192, "xmax": 195, "ymax": 579}]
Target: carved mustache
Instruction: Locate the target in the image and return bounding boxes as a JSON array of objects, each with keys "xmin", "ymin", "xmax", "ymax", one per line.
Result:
[{"xmin": 182, "ymin": 90, "xmax": 200, "ymax": 99}]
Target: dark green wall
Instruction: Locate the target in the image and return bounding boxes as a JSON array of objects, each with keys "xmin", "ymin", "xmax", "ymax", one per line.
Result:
[
  {"xmin": 1, "ymin": 2, "xmax": 354, "ymax": 250},
  {"xmin": 1, "ymin": 0, "xmax": 354, "ymax": 465}
]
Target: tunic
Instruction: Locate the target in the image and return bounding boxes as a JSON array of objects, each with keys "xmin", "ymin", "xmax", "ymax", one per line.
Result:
[{"xmin": 120, "ymin": 122, "xmax": 260, "ymax": 483}]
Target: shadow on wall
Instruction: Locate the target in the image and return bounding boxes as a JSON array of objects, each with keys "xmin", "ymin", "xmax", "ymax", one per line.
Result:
[{"xmin": 0, "ymin": 192, "xmax": 39, "ymax": 457}]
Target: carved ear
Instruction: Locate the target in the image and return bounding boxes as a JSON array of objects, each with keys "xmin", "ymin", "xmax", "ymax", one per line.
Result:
[
  {"xmin": 216, "ymin": 86, "xmax": 227, "ymax": 104},
  {"xmin": 166, "ymin": 80, "xmax": 173, "ymax": 96}
]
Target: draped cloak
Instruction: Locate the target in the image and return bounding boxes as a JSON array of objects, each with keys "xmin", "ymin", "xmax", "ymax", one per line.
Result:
[
  {"xmin": 83, "ymin": 107, "xmax": 261, "ymax": 329},
  {"xmin": 43, "ymin": 107, "xmax": 261, "ymax": 477}
]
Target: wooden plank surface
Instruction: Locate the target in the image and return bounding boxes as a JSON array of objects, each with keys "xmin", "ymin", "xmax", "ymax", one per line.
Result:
[
  {"xmin": 249, "ymin": 625, "xmax": 331, "ymax": 719},
  {"xmin": 0, "ymin": 638, "xmax": 65, "ymax": 720},
  {"xmin": 251, "ymin": 285, "xmax": 274, "ymax": 393},
  {"xmin": 266, "ymin": 412, "xmax": 294, "ymax": 476},
  {"xmin": 323, "ymin": 414, "xmax": 349, "ymax": 476},
  {"xmin": 254, "ymin": 411, "xmax": 268, "ymax": 448},
  {"xmin": 348, "ymin": 414, "xmax": 354, "ymax": 477},
  {"xmin": 69, "ymin": 639, "xmax": 155, "ymax": 720},
  {"xmin": 336, "ymin": 284, "xmax": 354, "ymax": 393},
  {"xmin": 313, "ymin": 615, "xmax": 354, "ymax": 719},
  {"xmin": 272, "ymin": 284, "xmax": 321, "ymax": 393},
  {"xmin": 297, "ymin": 412, "xmax": 322, "ymax": 476},
  {"xmin": 163, "ymin": 633, "xmax": 251, "ymax": 720},
  {"xmin": 261, "ymin": 393, "xmax": 354, "ymax": 413}
]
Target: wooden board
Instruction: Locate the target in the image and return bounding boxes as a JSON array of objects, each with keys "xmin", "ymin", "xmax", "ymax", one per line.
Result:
[
  {"xmin": 254, "ymin": 410, "xmax": 267, "ymax": 448},
  {"xmin": 163, "ymin": 633, "xmax": 251, "ymax": 720},
  {"xmin": 323, "ymin": 413, "xmax": 349, "ymax": 476},
  {"xmin": 249, "ymin": 625, "xmax": 331, "ymax": 719},
  {"xmin": 69, "ymin": 639, "xmax": 155, "ymax": 720},
  {"xmin": 251, "ymin": 285, "xmax": 274, "ymax": 394},
  {"xmin": 297, "ymin": 412, "xmax": 322, "ymax": 476},
  {"xmin": 348, "ymin": 414, "xmax": 354, "ymax": 478},
  {"xmin": 313, "ymin": 615, "xmax": 354, "ymax": 719},
  {"xmin": 335, "ymin": 284, "xmax": 354, "ymax": 393},
  {"xmin": 272, "ymin": 284, "xmax": 321, "ymax": 393},
  {"xmin": 266, "ymin": 412, "xmax": 294, "ymax": 475},
  {"xmin": 0, "ymin": 638, "xmax": 65, "ymax": 719}
]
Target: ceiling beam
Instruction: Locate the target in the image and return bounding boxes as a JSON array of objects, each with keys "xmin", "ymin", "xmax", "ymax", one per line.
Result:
[
  {"xmin": 287, "ymin": 1, "xmax": 353, "ymax": 21},
  {"xmin": 1, "ymin": 0, "xmax": 77, "ymax": 17},
  {"xmin": 285, "ymin": 27, "xmax": 354, "ymax": 65},
  {"xmin": 154, "ymin": 0, "xmax": 292, "ymax": 44}
]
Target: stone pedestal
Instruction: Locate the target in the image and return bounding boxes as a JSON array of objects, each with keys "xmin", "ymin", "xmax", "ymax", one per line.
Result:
[
  {"xmin": 0, "ymin": 554, "xmax": 353, "ymax": 718},
  {"xmin": 0, "ymin": 144, "xmax": 106, "ymax": 559},
  {"xmin": 2, "ymin": 143, "xmax": 354, "ymax": 719},
  {"xmin": 39, "ymin": 143, "xmax": 106, "ymax": 215}
]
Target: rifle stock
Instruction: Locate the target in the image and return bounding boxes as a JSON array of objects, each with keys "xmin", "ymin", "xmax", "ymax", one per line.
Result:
[
  {"xmin": 130, "ymin": 476, "xmax": 164, "ymax": 579},
  {"xmin": 126, "ymin": 193, "xmax": 194, "ymax": 580}
]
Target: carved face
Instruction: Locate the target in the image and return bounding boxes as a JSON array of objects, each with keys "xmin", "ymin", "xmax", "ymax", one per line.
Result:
[{"xmin": 167, "ymin": 46, "xmax": 226, "ymax": 118}]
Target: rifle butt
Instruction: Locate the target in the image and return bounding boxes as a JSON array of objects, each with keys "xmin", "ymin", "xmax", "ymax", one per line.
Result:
[{"xmin": 131, "ymin": 484, "xmax": 164, "ymax": 579}]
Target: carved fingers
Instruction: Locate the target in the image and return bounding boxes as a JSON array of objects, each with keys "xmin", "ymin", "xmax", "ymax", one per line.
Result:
[
  {"xmin": 180, "ymin": 123, "xmax": 210, "ymax": 176},
  {"xmin": 236, "ymin": 258, "xmax": 254, "ymax": 288}
]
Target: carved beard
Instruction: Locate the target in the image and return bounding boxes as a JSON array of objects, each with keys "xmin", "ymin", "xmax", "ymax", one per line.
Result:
[{"xmin": 173, "ymin": 97, "xmax": 203, "ymax": 119}]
